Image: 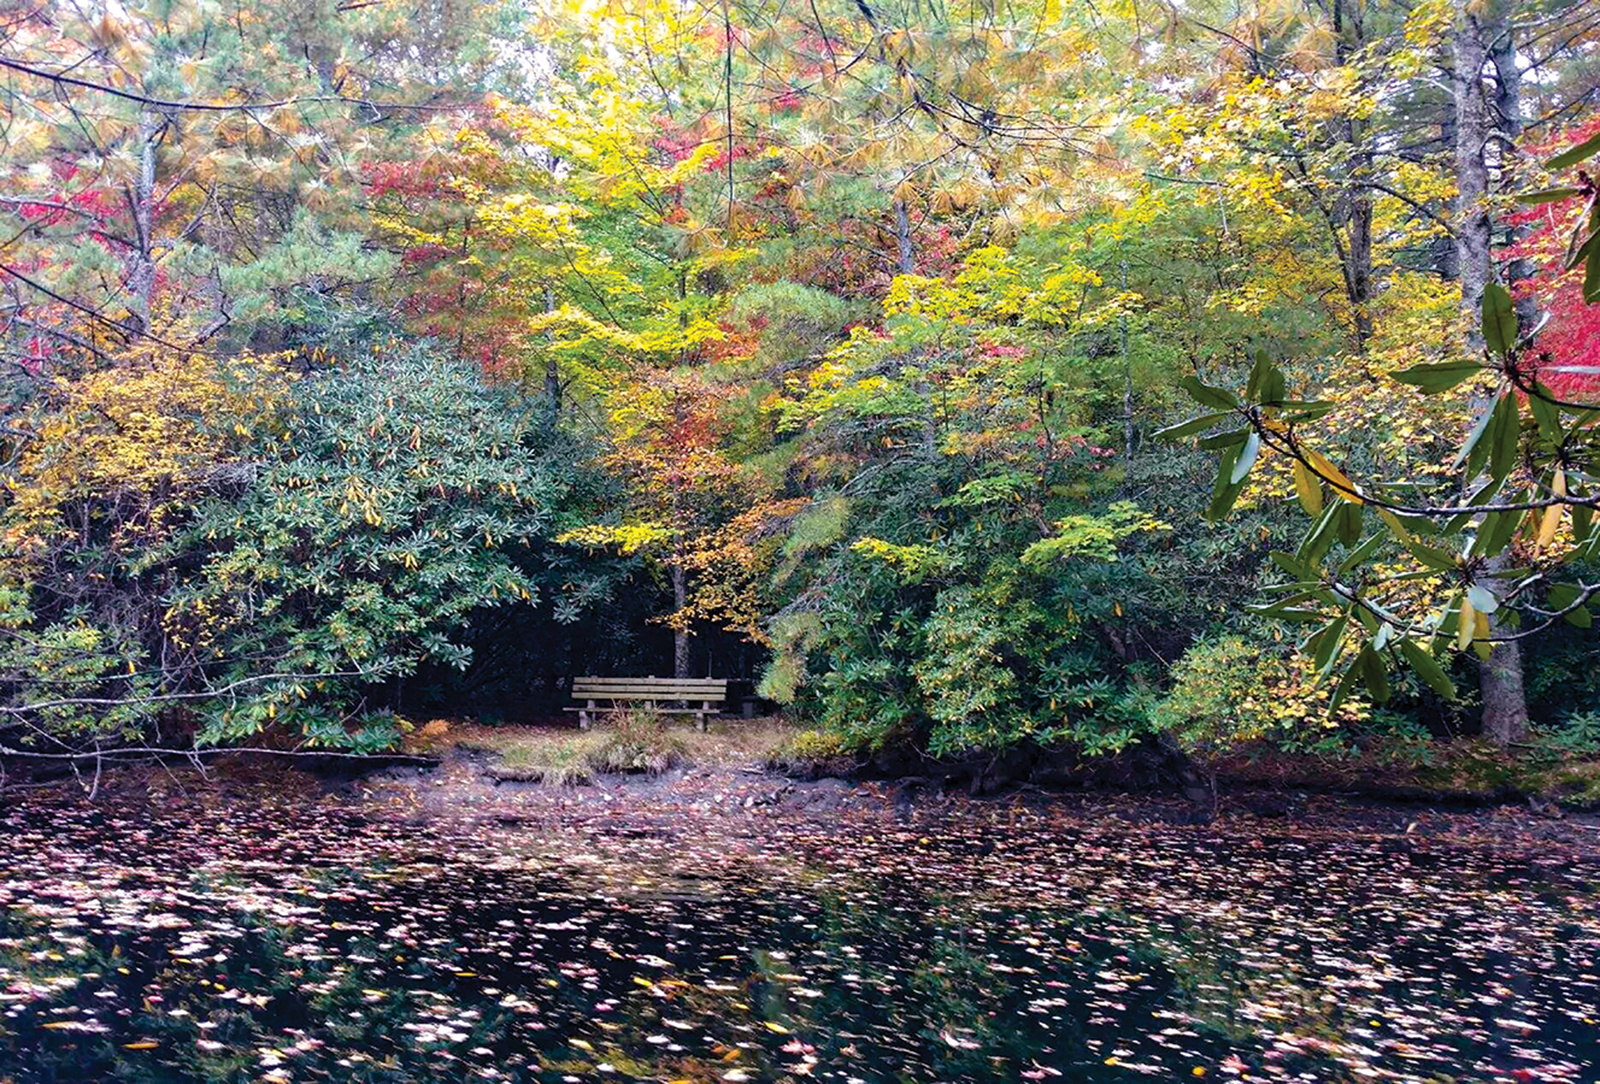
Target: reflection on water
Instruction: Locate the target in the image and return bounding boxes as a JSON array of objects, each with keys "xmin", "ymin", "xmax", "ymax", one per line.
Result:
[{"xmin": 1, "ymin": 792, "xmax": 1597, "ymax": 1082}]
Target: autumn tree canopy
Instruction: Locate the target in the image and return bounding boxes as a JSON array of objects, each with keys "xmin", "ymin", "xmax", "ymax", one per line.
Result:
[{"xmin": 2, "ymin": 0, "xmax": 1599, "ymax": 769}]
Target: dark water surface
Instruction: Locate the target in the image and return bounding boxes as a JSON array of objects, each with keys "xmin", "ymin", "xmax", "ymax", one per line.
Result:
[{"xmin": 1, "ymin": 789, "xmax": 1597, "ymax": 1082}]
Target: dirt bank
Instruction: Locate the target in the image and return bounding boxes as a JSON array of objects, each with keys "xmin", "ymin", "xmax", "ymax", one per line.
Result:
[
  {"xmin": 7, "ymin": 720, "xmax": 1600, "ymax": 863},
  {"xmin": 8, "ymin": 743, "xmax": 1596, "ymax": 868}
]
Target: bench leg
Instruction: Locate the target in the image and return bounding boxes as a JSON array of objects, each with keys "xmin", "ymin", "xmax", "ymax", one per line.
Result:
[
  {"xmin": 580, "ymin": 699, "xmax": 595, "ymax": 730},
  {"xmin": 699, "ymin": 702, "xmax": 711, "ymax": 732}
]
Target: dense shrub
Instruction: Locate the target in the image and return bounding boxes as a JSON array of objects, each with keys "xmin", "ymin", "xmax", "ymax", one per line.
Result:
[
  {"xmin": 1, "ymin": 312, "xmax": 612, "ymax": 751},
  {"xmin": 178, "ymin": 326, "xmax": 606, "ymax": 747},
  {"xmin": 0, "ymin": 320, "xmax": 292, "ymax": 745},
  {"xmin": 1155, "ymin": 635, "xmax": 1372, "ymax": 757}
]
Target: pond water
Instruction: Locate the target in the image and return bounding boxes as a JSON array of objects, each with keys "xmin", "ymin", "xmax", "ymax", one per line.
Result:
[{"xmin": 1, "ymin": 789, "xmax": 1597, "ymax": 1083}]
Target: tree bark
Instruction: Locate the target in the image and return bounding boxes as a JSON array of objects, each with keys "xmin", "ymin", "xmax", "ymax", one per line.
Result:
[
  {"xmin": 543, "ymin": 285, "xmax": 560, "ymax": 422},
  {"xmin": 1453, "ymin": 1, "xmax": 1529, "ymax": 744},
  {"xmin": 895, "ymin": 198, "xmax": 939, "ymax": 460},
  {"xmin": 1437, "ymin": 108, "xmax": 1459, "ymax": 281},
  {"xmin": 894, "ymin": 199, "xmax": 914, "ymax": 274},
  {"xmin": 671, "ymin": 562, "xmax": 690, "ymax": 679},
  {"xmin": 1488, "ymin": 4, "xmax": 1537, "ymax": 322},
  {"xmin": 1330, "ymin": 0, "xmax": 1373, "ymax": 352},
  {"xmin": 1481, "ymin": 636, "xmax": 1529, "ymax": 743},
  {"xmin": 126, "ymin": 110, "xmax": 159, "ymax": 335},
  {"xmin": 1121, "ymin": 257, "xmax": 1135, "ymax": 463},
  {"xmin": 1345, "ymin": 163, "xmax": 1374, "ymax": 350},
  {"xmin": 1453, "ymin": 9, "xmax": 1491, "ymax": 349}
]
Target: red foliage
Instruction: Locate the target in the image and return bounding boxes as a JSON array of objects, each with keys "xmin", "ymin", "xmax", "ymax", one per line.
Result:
[
  {"xmin": 17, "ymin": 163, "xmax": 119, "ymax": 229},
  {"xmin": 363, "ymin": 160, "xmax": 445, "ymax": 200},
  {"xmin": 911, "ymin": 223, "xmax": 961, "ymax": 279},
  {"xmin": 652, "ymin": 118, "xmax": 702, "ymax": 164},
  {"xmin": 1056, "ymin": 434, "xmax": 1118, "ymax": 469},
  {"xmin": 17, "ymin": 337, "xmax": 48, "ymax": 374},
  {"xmin": 703, "ymin": 314, "xmax": 767, "ymax": 363},
  {"xmin": 704, "ymin": 144, "xmax": 752, "ymax": 174},
  {"xmin": 402, "ymin": 243, "xmax": 452, "ymax": 267},
  {"xmin": 978, "ymin": 340, "xmax": 1027, "ymax": 359},
  {"xmin": 1503, "ymin": 116, "xmax": 1600, "ymax": 397},
  {"xmin": 1, "ymin": 161, "xmax": 146, "ymax": 368}
]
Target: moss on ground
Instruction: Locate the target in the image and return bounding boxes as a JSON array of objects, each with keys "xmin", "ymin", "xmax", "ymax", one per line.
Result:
[
  {"xmin": 1407, "ymin": 742, "xmax": 1600, "ymax": 808},
  {"xmin": 1217, "ymin": 738, "xmax": 1600, "ymax": 810}
]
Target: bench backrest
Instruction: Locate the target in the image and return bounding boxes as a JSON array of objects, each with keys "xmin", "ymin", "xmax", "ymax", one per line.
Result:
[{"xmin": 573, "ymin": 677, "xmax": 728, "ymax": 700}]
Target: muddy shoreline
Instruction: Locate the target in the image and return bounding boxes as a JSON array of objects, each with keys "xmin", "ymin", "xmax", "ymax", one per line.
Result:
[{"xmin": 8, "ymin": 742, "xmax": 1600, "ymax": 864}]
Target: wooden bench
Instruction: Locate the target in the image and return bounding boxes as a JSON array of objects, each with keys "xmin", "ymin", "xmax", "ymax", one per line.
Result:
[{"xmin": 564, "ymin": 677, "xmax": 729, "ymax": 731}]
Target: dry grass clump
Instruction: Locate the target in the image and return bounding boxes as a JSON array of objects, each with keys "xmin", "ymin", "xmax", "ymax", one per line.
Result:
[
  {"xmin": 412, "ymin": 710, "xmax": 797, "ymax": 786},
  {"xmin": 583, "ymin": 707, "xmax": 686, "ymax": 775}
]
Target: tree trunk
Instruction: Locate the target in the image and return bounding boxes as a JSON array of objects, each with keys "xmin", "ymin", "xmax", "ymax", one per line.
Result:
[
  {"xmin": 1329, "ymin": 0, "xmax": 1373, "ymax": 353},
  {"xmin": 1487, "ymin": 3, "xmax": 1523, "ymax": 151},
  {"xmin": 1488, "ymin": 5, "xmax": 1537, "ymax": 322},
  {"xmin": 126, "ymin": 110, "xmax": 159, "ymax": 335},
  {"xmin": 1345, "ymin": 165, "xmax": 1374, "ymax": 350},
  {"xmin": 1453, "ymin": 2, "xmax": 1529, "ymax": 744},
  {"xmin": 1481, "ymin": 637, "xmax": 1529, "ymax": 743},
  {"xmin": 894, "ymin": 199, "xmax": 914, "ymax": 274},
  {"xmin": 895, "ymin": 198, "xmax": 939, "ymax": 460},
  {"xmin": 671, "ymin": 562, "xmax": 690, "ymax": 679},
  {"xmin": 1437, "ymin": 108, "xmax": 1459, "ymax": 281},
  {"xmin": 543, "ymin": 285, "xmax": 560, "ymax": 422},
  {"xmin": 1121, "ymin": 257, "xmax": 1135, "ymax": 463},
  {"xmin": 1453, "ymin": 9, "xmax": 1491, "ymax": 349}
]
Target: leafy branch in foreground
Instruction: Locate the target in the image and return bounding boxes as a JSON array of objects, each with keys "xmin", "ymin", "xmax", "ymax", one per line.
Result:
[{"xmin": 1164, "ymin": 133, "xmax": 1600, "ymax": 721}]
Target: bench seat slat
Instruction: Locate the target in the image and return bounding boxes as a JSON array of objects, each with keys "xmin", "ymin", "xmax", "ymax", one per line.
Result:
[
  {"xmin": 567, "ymin": 693, "xmax": 726, "ymax": 700},
  {"xmin": 576, "ymin": 690, "xmax": 726, "ymax": 700},
  {"xmin": 572, "ymin": 699, "xmax": 722, "ymax": 704},
  {"xmin": 572, "ymin": 684, "xmax": 729, "ymax": 690},
  {"xmin": 570, "ymin": 687, "xmax": 725, "ymax": 696},
  {"xmin": 569, "ymin": 687, "xmax": 726, "ymax": 697},
  {"xmin": 576, "ymin": 677, "xmax": 726, "ymax": 687},
  {"xmin": 562, "ymin": 706, "xmax": 709, "ymax": 714},
  {"xmin": 574, "ymin": 679, "xmax": 726, "ymax": 689},
  {"xmin": 575, "ymin": 676, "xmax": 726, "ymax": 683}
]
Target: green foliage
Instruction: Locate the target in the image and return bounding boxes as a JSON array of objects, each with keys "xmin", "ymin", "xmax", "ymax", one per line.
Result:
[
  {"xmin": 723, "ymin": 282, "xmax": 868, "ymax": 373},
  {"xmin": 1531, "ymin": 711, "xmax": 1600, "ymax": 759},
  {"xmin": 850, "ymin": 538, "xmax": 952, "ymax": 584},
  {"xmin": 1172, "ymin": 269, "xmax": 1600, "ymax": 729},
  {"xmin": 0, "ymin": 592, "xmax": 158, "ymax": 741},
  {"xmin": 762, "ymin": 446, "xmax": 1171, "ymax": 758},
  {"xmin": 1156, "ymin": 635, "xmax": 1372, "ymax": 757},
  {"xmin": 211, "ymin": 210, "xmax": 400, "ymax": 329},
  {"xmin": 915, "ymin": 585, "xmax": 1028, "ymax": 751},
  {"xmin": 0, "ymin": 326, "xmax": 294, "ymax": 749},
  {"xmin": 757, "ymin": 612, "xmax": 823, "ymax": 703},
  {"xmin": 1021, "ymin": 502, "xmax": 1172, "ymax": 565},
  {"xmin": 774, "ymin": 499, "xmax": 851, "ymax": 584},
  {"xmin": 2, "ymin": 310, "xmax": 608, "ymax": 751},
  {"xmin": 771, "ymin": 727, "xmax": 857, "ymax": 767},
  {"xmin": 179, "ymin": 319, "xmax": 594, "ymax": 747}
]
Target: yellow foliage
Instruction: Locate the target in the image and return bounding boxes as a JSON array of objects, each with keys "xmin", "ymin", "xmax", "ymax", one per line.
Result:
[
  {"xmin": 1161, "ymin": 636, "xmax": 1371, "ymax": 751},
  {"xmin": 882, "ymin": 247, "xmax": 1104, "ymax": 329},
  {"xmin": 3, "ymin": 320, "xmax": 290, "ymax": 566},
  {"xmin": 557, "ymin": 522, "xmax": 674, "ymax": 554}
]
